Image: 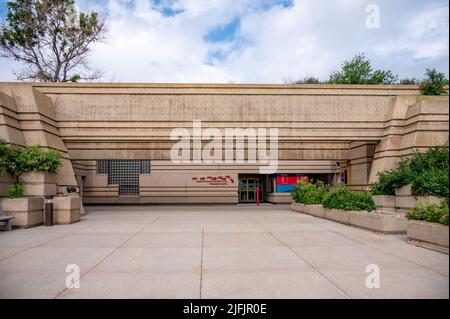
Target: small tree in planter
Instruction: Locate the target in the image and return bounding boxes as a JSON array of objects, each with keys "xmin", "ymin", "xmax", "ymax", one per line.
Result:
[
  {"xmin": 17, "ymin": 146, "xmax": 61, "ymax": 196},
  {"xmin": 0, "ymin": 140, "xmax": 61, "ymax": 197},
  {"xmin": 1, "ymin": 141, "xmax": 53, "ymax": 227}
]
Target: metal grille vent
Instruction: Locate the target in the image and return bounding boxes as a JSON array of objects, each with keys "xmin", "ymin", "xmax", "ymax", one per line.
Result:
[{"xmin": 96, "ymin": 160, "xmax": 151, "ymax": 196}]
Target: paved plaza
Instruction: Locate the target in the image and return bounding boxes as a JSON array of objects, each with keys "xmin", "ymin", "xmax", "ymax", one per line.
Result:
[{"xmin": 0, "ymin": 204, "xmax": 448, "ymax": 299}]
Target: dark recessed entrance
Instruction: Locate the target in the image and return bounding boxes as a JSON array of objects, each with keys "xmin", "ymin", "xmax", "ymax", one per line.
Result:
[{"xmin": 238, "ymin": 175, "xmax": 264, "ymax": 203}]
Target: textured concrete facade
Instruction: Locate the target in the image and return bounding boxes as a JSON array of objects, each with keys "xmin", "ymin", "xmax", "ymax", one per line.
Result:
[{"xmin": 0, "ymin": 83, "xmax": 448, "ymax": 204}]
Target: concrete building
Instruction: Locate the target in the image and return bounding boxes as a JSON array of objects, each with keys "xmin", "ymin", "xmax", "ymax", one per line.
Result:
[{"xmin": 0, "ymin": 83, "xmax": 448, "ymax": 204}]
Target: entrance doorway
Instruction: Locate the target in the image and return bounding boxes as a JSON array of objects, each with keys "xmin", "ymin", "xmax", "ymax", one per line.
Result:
[{"xmin": 238, "ymin": 176, "xmax": 264, "ymax": 203}]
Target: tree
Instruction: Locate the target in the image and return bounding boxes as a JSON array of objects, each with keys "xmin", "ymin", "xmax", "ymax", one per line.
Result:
[
  {"xmin": 328, "ymin": 52, "xmax": 398, "ymax": 84},
  {"xmin": 0, "ymin": 0, "xmax": 106, "ymax": 82},
  {"xmin": 400, "ymin": 78, "xmax": 419, "ymax": 85},
  {"xmin": 292, "ymin": 76, "xmax": 320, "ymax": 84},
  {"xmin": 419, "ymin": 68, "xmax": 448, "ymax": 95}
]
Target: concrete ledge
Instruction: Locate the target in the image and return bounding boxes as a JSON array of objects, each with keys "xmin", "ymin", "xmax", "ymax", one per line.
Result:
[
  {"xmin": 291, "ymin": 202, "xmax": 407, "ymax": 233},
  {"xmin": 266, "ymin": 193, "xmax": 293, "ymax": 204},
  {"xmin": 0, "ymin": 174, "xmax": 15, "ymax": 195},
  {"xmin": 395, "ymin": 184, "xmax": 412, "ymax": 196},
  {"xmin": 407, "ymin": 220, "xmax": 449, "ymax": 254},
  {"xmin": 1, "ymin": 197, "xmax": 43, "ymax": 228},
  {"xmin": 53, "ymin": 196, "xmax": 81, "ymax": 224},
  {"xmin": 325, "ymin": 208, "xmax": 350, "ymax": 225},
  {"xmin": 349, "ymin": 211, "xmax": 407, "ymax": 233},
  {"xmin": 309, "ymin": 204, "xmax": 325, "ymax": 218},
  {"xmin": 396, "ymin": 195, "xmax": 445, "ymax": 213},
  {"xmin": 372, "ymin": 195, "xmax": 396, "ymax": 213},
  {"xmin": 291, "ymin": 202, "xmax": 307, "ymax": 213}
]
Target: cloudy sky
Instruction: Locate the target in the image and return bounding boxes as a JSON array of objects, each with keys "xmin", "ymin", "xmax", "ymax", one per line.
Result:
[{"xmin": 0, "ymin": 0, "xmax": 448, "ymax": 83}]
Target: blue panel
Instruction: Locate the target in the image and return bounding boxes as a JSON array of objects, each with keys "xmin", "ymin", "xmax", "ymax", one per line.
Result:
[{"xmin": 276, "ymin": 184, "xmax": 295, "ymax": 193}]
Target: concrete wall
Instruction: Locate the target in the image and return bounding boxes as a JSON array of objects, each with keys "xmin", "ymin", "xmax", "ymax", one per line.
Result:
[{"xmin": 1, "ymin": 83, "xmax": 448, "ymax": 203}]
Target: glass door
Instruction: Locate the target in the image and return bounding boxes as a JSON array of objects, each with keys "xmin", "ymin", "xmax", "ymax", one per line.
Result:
[{"xmin": 238, "ymin": 177, "xmax": 263, "ymax": 203}]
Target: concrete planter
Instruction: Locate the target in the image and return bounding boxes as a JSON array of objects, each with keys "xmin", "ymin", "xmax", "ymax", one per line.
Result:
[
  {"xmin": 407, "ymin": 220, "xmax": 449, "ymax": 253},
  {"xmin": 291, "ymin": 202, "xmax": 306, "ymax": 213},
  {"xmin": 395, "ymin": 184, "xmax": 412, "ymax": 196},
  {"xmin": 53, "ymin": 196, "xmax": 81, "ymax": 224},
  {"xmin": 0, "ymin": 197, "xmax": 43, "ymax": 228},
  {"xmin": 349, "ymin": 210, "xmax": 407, "ymax": 233},
  {"xmin": 308, "ymin": 204, "xmax": 325, "ymax": 218},
  {"xmin": 19, "ymin": 172, "xmax": 57, "ymax": 197},
  {"xmin": 396, "ymin": 195, "xmax": 444, "ymax": 215},
  {"xmin": 372, "ymin": 195, "xmax": 396, "ymax": 213},
  {"xmin": 0, "ymin": 174, "xmax": 16, "ymax": 195},
  {"xmin": 325, "ymin": 208, "xmax": 350, "ymax": 225}
]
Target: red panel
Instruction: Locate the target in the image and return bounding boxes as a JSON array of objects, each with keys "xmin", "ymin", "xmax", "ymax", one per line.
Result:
[{"xmin": 276, "ymin": 175, "xmax": 309, "ymax": 185}]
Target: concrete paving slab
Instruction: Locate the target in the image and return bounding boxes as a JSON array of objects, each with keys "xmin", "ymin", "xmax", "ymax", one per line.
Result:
[
  {"xmin": 0, "ymin": 247, "xmax": 115, "ymax": 277},
  {"xmin": 122, "ymin": 232, "xmax": 202, "ymax": 248},
  {"xmin": 323, "ymin": 267, "xmax": 449, "ymax": 299},
  {"xmin": 273, "ymin": 231, "xmax": 361, "ymax": 247},
  {"xmin": 259, "ymin": 222, "xmax": 330, "ymax": 232},
  {"xmin": 41, "ymin": 233, "xmax": 133, "ymax": 248},
  {"xmin": 204, "ymin": 223, "xmax": 266, "ymax": 233},
  {"xmin": 202, "ymin": 270, "xmax": 349, "ymax": 299},
  {"xmin": 79, "ymin": 223, "xmax": 146, "ymax": 234},
  {"xmin": 57, "ymin": 272, "xmax": 200, "ymax": 299},
  {"xmin": 0, "ymin": 205, "xmax": 447, "ymax": 299},
  {"xmin": 0, "ymin": 232, "xmax": 65, "ymax": 248},
  {"xmin": 369, "ymin": 242, "xmax": 450, "ymax": 276},
  {"xmin": 0, "ymin": 272, "xmax": 67, "ymax": 299},
  {"xmin": 291, "ymin": 245, "xmax": 425, "ymax": 271},
  {"xmin": 203, "ymin": 246, "xmax": 311, "ymax": 273},
  {"xmin": 93, "ymin": 247, "xmax": 202, "ymax": 273},
  {"xmin": 204, "ymin": 232, "xmax": 282, "ymax": 247},
  {"xmin": 141, "ymin": 222, "xmax": 204, "ymax": 233}
]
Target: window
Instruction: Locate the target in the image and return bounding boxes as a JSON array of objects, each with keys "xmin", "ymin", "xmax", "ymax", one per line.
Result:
[
  {"xmin": 96, "ymin": 160, "xmax": 109, "ymax": 174},
  {"xmin": 96, "ymin": 160, "xmax": 151, "ymax": 196}
]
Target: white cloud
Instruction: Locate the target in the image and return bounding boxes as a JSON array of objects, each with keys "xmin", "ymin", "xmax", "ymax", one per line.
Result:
[
  {"xmin": 0, "ymin": 0, "xmax": 448, "ymax": 82},
  {"xmin": 374, "ymin": 5, "xmax": 449, "ymax": 60}
]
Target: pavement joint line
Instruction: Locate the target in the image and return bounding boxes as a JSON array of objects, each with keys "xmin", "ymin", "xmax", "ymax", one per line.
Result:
[
  {"xmin": 0, "ymin": 214, "xmax": 101, "ymax": 262},
  {"xmin": 53, "ymin": 215, "xmax": 163, "ymax": 299},
  {"xmin": 309, "ymin": 214, "xmax": 450, "ymax": 277},
  {"xmin": 199, "ymin": 224, "xmax": 205, "ymax": 299},
  {"xmin": 316, "ymin": 217, "xmax": 449, "ymax": 277},
  {"xmin": 331, "ymin": 227, "xmax": 450, "ymax": 278},
  {"xmin": 0, "ymin": 232, "xmax": 69, "ymax": 262},
  {"xmin": 241, "ymin": 212, "xmax": 352, "ymax": 299}
]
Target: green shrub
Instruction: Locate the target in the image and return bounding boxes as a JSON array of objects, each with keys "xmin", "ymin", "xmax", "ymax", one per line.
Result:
[
  {"xmin": 407, "ymin": 200, "xmax": 449, "ymax": 225},
  {"xmin": 291, "ymin": 179, "xmax": 328, "ymax": 204},
  {"xmin": 371, "ymin": 145, "xmax": 449, "ymax": 197},
  {"xmin": 5, "ymin": 183, "xmax": 24, "ymax": 198},
  {"xmin": 322, "ymin": 184, "xmax": 376, "ymax": 212},
  {"xmin": 371, "ymin": 158, "xmax": 410, "ymax": 195},
  {"xmin": 16, "ymin": 146, "xmax": 61, "ymax": 173},
  {"xmin": 0, "ymin": 139, "xmax": 7, "ymax": 176},
  {"xmin": 419, "ymin": 68, "xmax": 448, "ymax": 96},
  {"xmin": 408, "ymin": 147, "xmax": 449, "ymax": 197},
  {"xmin": 0, "ymin": 143, "xmax": 61, "ymax": 177}
]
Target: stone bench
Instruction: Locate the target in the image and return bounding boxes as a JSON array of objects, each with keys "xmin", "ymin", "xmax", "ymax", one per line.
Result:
[{"xmin": 0, "ymin": 215, "xmax": 15, "ymax": 231}]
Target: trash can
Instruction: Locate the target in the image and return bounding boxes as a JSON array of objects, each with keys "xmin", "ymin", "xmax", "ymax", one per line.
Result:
[{"xmin": 44, "ymin": 196, "xmax": 54, "ymax": 226}]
